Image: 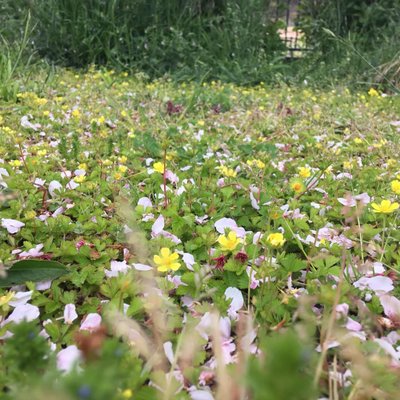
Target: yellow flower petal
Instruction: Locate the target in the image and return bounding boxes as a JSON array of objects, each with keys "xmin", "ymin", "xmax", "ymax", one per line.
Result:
[
  {"xmin": 170, "ymin": 262, "xmax": 181, "ymax": 271},
  {"xmin": 160, "ymin": 247, "xmax": 170, "ymax": 257},
  {"xmin": 153, "ymin": 255, "xmax": 162, "ymax": 264}
]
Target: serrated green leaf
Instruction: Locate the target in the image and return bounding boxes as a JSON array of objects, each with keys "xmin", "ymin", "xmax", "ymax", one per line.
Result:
[{"xmin": 280, "ymin": 253, "xmax": 307, "ymax": 273}]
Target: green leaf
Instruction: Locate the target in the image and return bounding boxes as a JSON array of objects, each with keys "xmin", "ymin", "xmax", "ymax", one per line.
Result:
[
  {"xmin": 280, "ymin": 253, "xmax": 307, "ymax": 273},
  {"xmin": 0, "ymin": 260, "xmax": 68, "ymax": 288}
]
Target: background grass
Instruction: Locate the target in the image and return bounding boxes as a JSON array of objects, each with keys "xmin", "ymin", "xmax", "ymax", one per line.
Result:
[{"xmin": 0, "ymin": 0, "xmax": 399, "ymax": 92}]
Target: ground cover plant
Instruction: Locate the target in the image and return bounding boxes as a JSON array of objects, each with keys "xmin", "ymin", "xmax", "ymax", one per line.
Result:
[{"xmin": 1, "ymin": 70, "xmax": 400, "ymax": 399}]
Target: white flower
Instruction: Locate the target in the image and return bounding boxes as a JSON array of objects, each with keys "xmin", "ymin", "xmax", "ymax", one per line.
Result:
[
  {"xmin": 1, "ymin": 218, "xmax": 25, "ymax": 234},
  {"xmin": 214, "ymin": 217, "xmax": 246, "ymax": 238},
  {"xmin": 80, "ymin": 313, "xmax": 102, "ymax": 331},
  {"xmin": 105, "ymin": 260, "xmax": 131, "ymax": 277},
  {"xmin": 57, "ymin": 345, "xmax": 82, "ymax": 372},
  {"xmin": 4, "ymin": 304, "xmax": 40, "ymax": 324},
  {"xmin": 8, "ymin": 291, "xmax": 33, "ymax": 307},
  {"xmin": 224, "ymin": 287, "xmax": 244, "ymax": 320},
  {"xmin": 48, "ymin": 180, "xmax": 62, "ymax": 197},
  {"xmin": 19, "ymin": 244, "xmax": 44, "ymax": 258},
  {"xmin": 132, "ymin": 263, "xmax": 152, "ymax": 271},
  {"xmin": 64, "ymin": 304, "xmax": 78, "ymax": 324}
]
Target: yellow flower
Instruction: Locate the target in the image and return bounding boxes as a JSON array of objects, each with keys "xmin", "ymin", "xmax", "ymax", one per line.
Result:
[
  {"xmin": 37, "ymin": 149, "xmax": 47, "ymax": 157},
  {"xmin": 9, "ymin": 160, "xmax": 22, "ymax": 167},
  {"xmin": 371, "ymin": 200, "xmax": 399, "ymax": 214},
  {"xmin": 392, "ymin": 180, "xmax": 400, "ymax": 195},
  {"xmin": 219, "ymin": 166, "xmax": 237, "ymax": 178},
  {"xmin": 197, "ymin": 120, "xmax": 205, "ymax": 127},
  {"xmin": 298, "ymin": 167, "xmax": 311, "ymax": 178},
  {"xmin": 122, "ymin": 389, "xmax": 133, "ymax": 399},
  {"xmin": 343, "ymin": 161, "xmax": 353, "ymax": 170},
  {"xmin": 71, "ymin": 109, "xmax": 81, "ymax": 118},
  {"xmin": 0, "ymin": 291, "xmax": 15, "ymax": 307},
  {"xmin": 290, "ymin": 179, "xmax": 305, "ymax": 194},
  {"xmin": 354, "ymin": 138, "xmax": 363, "ymax": 144},
  {"xmin": 103, "ymin": 159, "xmax": 113, "ymax": 166},
  {"xmin": 79, "ymin": 163, "xmax": 88, "ymax": 170},
  {"xmin": 114, "ymin": 172, "xmax": 123, "ymax": 181},
  {"xmin": 118, "ymin": 165, "xmax": 128, "ymax": 173},
  {"xmin": 97, "ymin": 115, "xmax": 106, "ymax": 124},
  {"xmin": 368, "ymin": 88, "xmax": 379, "ymax": 97},
  {"xmin": 74, "ymin": 175, "xmax": 86, "ymax": 183},
  {"xmin": 217, "ymin": 231, "xmax": 242, "ymax": 251},
  {"xmin": 35, "ymin": 98, "xmax": 48, "ymax": 106},
  {"xmin": 153, "ymin": 162, "xmax": 165, "ymax": 174},
  {"xmin": 25, "ymin": 211, "xmax": 36, "ymax": 220},
  {"xmin": 267, "ymin": 232, "xmax": 286, "ymax": 247},
  {"xmin": 118, "ymin": 156, "xmax": 127, "ymax": 164},
  {"xmin": 153, "ymin": 248, "xmax": 181, "ymax": 272},
  {"xmin": 247, "ymin": 159, "xmax": 265, "ymax": 169}
]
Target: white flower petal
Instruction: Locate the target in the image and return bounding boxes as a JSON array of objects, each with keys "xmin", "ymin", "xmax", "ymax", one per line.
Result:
[
  {"xmin": 190, "ymin": 390, "xmax": 214, "ymax": 400},
  {"xmin": 132, "ymin": 263, "xmax": 153, "ymax": 271},
  {"xmin": 8, "ymin": 291, "xmax": 33, "ymax": 307},
  {"xmin": 138, "ymin": 197, "xmax": 153, "ymax": 211},
  {"xmin": 64, "ymin": 304, "xmax": 78, "ymax": 324},
  {"xmin": 163, "ymin": 341, "xmax": 174, "ymax": 364},
  {"xmin": 224, "ymin": 287, "xmax": 244, "ymax": 319},
  {"xmin": 152, "ymin": 215, "xmax": 165, "ymax": 235},
  {"xmin": 214, "ymin": 218, "xmax": 237, "ymax": 234},
  {"xmin": 5, "ymin": 304, "xmax": 40, "ymax": 324},
  {"xmin": 80, "ymin": 313, "xmax": 102, "ymax": 331},
  {"xmin": 182, "ymin": 253, "xmax": 195, "ymax": 271},
  {"xmin": 57, "ymin": 345, "xmax": 82, "ymax": 372},
  {"xmin": 1, "ymin": 218, "xmax": 25, "ymax": 234},
  {"xmin": 48, "ymin": 180, "xmax": 63, "ymax": 197}
]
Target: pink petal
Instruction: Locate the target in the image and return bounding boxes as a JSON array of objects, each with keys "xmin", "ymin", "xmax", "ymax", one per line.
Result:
[
  {"xmin": 374, "ymin": 338, "xmax": 400, "ymax": 360},
  {"xmin": 346, "ymin": 317, "xmax": 362, "ymax": 331},
  {"xmin": 354, "ymin": 276, "xmax": 394, "ymax": 293},
  {"xmin": 354, "ymin": 193, "xmax": 370, "ymax": 204},
  {"xmin": 380, "ymin": 294, "xmax": 400, "ymax": 322}
]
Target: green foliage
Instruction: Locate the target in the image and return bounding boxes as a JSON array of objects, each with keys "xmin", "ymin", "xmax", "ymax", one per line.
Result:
[
  {"xmin": 2, "ymin": 321, "xmax": 52, "ymax": 379},
  {"xmin": 295, "ymin": 0, "xmax": 400, "ymax": 87},
  {"xmin": 247, "ymin": 330, "xmax": 316, "ymax": 400},
  {"xmin": 0, "ymin": 0, "xmax": 285, "ymax": 84},
  {"xmin": 0, "ymin": 11, "xmax": 35, "ymax": 100},
  {"xmin": 0, "ymin": 260, "xmax": 68, "ymax": 287}
]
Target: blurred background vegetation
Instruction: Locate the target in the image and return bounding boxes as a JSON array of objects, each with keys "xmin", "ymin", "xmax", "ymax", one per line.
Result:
[{"xmin": 0, "ymin": 0, "xmax": 399, "ymax": 89}]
